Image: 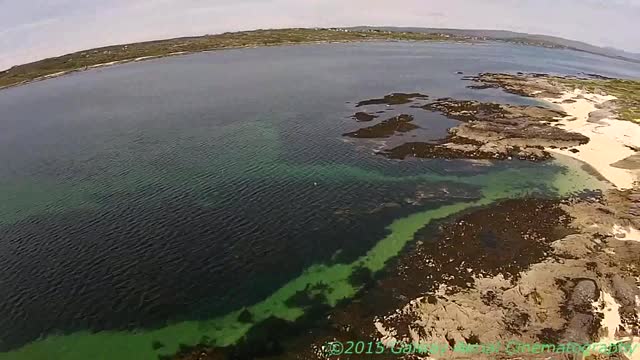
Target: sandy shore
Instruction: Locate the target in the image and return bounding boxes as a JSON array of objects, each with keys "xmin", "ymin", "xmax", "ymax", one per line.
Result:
[
  {"xmin": 543, "ymin": 89, "xmax": 640, "ymax": 189},
  {"xmin": 556, "ymin": 92, "xmax": 640, "ymax": 358}
]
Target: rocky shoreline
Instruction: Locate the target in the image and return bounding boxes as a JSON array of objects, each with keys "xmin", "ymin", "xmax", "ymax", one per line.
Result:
[
  {"xmin": 171, "ymin": 188, "xmax": 640, "ymax": 360},
  {"xmin": 345, "ymin": 88, "xmax": 586, "ymax": 162},
  {"xmin": 343, "ymin": 73, "xmax": 639, "ymax": 189},
  {"xmin": 383, "ymin": 98, "xmax": 586, "ymax": 161},
  {"xmin": 465, "ymin": 73, "xmax": 640, "ymax": 189},
  {"xmin": 372, "ymin": 187, "xmax": 640, "ymax": 360}
]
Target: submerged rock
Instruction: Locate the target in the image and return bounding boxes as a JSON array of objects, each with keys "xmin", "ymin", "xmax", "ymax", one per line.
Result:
[
  {"xmin": 351, "ymin": 111, "xmax": 378, "ymax": 122},
  {"xmin": 355, "ymin": 92, "xmax": 429, "ymax": 107},
  {"xmin": 237, "ymin": 309, "xmax": 254, "ymax": 323},
  {"xmin": 343, "ymin": 114, "xmax": 418, "ymax": 138}
]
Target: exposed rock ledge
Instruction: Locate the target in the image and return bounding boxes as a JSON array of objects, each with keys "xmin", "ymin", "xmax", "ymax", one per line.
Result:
[
  {"xmin": 384, "ymin": 98, "xmax": 587, "ymax": 161},
  {"xmin": 375, "ymin": 187, "xmax": 640, "ymax": 359}
]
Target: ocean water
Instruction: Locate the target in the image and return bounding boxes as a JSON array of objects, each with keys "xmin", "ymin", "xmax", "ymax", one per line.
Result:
[{"xmin": 0, "ymin": 41, "xmax": 638, "ymax": 359}]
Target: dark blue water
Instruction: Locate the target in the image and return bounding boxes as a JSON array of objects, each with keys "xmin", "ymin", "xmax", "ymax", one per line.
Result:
[{"xmin": 0, "ymin": 41, "xmax": 639, "ymax": 353}]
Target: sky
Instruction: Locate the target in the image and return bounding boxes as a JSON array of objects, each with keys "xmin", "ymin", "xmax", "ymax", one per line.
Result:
[{"xmin": 1, "ymin": 0, "xmax": 639, "ymax": 70}]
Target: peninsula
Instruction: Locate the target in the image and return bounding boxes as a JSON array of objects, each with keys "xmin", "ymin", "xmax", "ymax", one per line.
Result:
[
  {"xmin": 0, "ymin": 28, "xmax": 460, "ymax": 90},
  {"xmin": 3, "ymin": 27, "xmax": 640, "ymax": 92}
]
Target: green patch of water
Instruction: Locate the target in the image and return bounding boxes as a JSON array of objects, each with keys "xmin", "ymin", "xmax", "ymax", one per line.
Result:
[
  {"xmin": 0, "ymin": 115, "xmax": 609, "ymax": 359},
  {"xmin": 0, "ymin": 119, "xmax": 604, "ymax": 226},
  {"xmin": 0, "ymin": 156, "xmax": 604, "ymax": 360}
]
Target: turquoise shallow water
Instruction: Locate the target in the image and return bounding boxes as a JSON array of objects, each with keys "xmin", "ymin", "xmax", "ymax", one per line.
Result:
[
  {"xmin": 0, "ymin": 41, "xmax": 634, "ymax": 359},
  {"xmin": 0, "ymin": 162, "xmax": 605, "ymax": 360}
]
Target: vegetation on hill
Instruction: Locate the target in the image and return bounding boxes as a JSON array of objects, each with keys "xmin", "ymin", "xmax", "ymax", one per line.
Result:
[{"xmin": 0, "ymin": 28, "xmax": 460, "ymax": 90}]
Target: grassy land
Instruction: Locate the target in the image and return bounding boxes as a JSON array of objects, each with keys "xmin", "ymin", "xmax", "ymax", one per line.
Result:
[
  {"xmin": 559, "ymin": 78, "xmax": 640, "ymax": 123},
  {"xmin": 0, "ymin": 28, "xmax": 460, "ymax": 90}
]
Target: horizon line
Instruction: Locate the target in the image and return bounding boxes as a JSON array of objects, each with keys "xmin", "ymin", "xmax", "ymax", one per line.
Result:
[{"xmin": 3, "ymin": 25, "xmax": 638, "ymax": 72}]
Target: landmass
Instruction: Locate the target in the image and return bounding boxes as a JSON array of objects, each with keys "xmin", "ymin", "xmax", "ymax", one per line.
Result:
[
  {"xmin": 346, "ymin": 72, "xmax": 640, "ymax": 189},
  {"xmin": 372, "ymin": 187, "xmax": 640, "ymax": 360},
  {"xmin": 3, "ymin": 27, "xmax": 640, "ymax": 92},
  {"xmin": 0, "ymin": 29, "xmax": 462, "ymax": 91},
  {"xmin": 383, "ymin": 99, "xmax": 584, "ymax": 162},
  {"xmin": 332, "ymin": 74, "xmax": 640, "ymax": 360},
  {"xmin": 348, "ymin": 27, "xmax": 640, "ymax": 65},
  {"xmin": 465, "ymin": 73, "xmax": 640, "ymax": 188}
]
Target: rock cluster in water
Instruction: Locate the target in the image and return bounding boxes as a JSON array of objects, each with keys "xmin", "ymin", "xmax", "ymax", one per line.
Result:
[{"xmin": 344, "ymin": 90, "xmax": 589, "ymax": 161}]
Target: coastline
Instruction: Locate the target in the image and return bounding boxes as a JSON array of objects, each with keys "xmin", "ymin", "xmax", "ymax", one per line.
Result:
[
  {"xmin": 0, "ymin": 39, "xmax": 471, "ymax": 92},
  {"xmin": 372, "ymin": 186, "xmax": 640, "ymax": 360},
  {"xmin": 0, "ymin": 42, "xmax": 353, "ymax": 92},
  {"xmin": 363, "ymin": 75, "xmax": 640, "ymax": 360},
  {"xmin": 543, "ymin": 89, "xmax": 639, "ymax": 189},
  {"xmin": 171, "ymin": 76, "xmax": 640, "ymax": 359},
  {"xmin": 243, "ymin": 184, "xmax": 640, "ymax": 360},
  {"xmin": 0, "ymin": 165, "xmax": 581, "ymax": 360},
  {"xmin": 252, "ymin": 74, "xmax": 640, "ymax": 360},
  {"xmin": 460, "ymin": 73, "xmax": 640, "ymax": 189},
  {"xmin": 0, "ymin": 43, "xmax": 324, "ymax": 92},
  {"xmin": 0, "ymin": 28, "xmax": 472, "ymax": 92}
]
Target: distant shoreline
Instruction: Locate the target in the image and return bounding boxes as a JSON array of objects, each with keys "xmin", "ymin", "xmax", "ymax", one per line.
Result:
[
  {"xmin": 0, "ymin": 40, "xmax": 457, "ymax": 92},
  {"xmin": 4, "ymin": 26, "xmax": 640, "ymax": 93},
  {"xmin": 0, "ymin": 28, "xmax": 470, "ymax": 92}
]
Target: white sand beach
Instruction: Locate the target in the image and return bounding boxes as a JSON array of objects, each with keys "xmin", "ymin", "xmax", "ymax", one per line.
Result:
[{"xmin": 543, "ymin": 89, "xmax": 640, "ymax": 189}]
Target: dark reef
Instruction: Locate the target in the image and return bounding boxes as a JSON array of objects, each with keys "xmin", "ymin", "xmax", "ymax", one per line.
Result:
[
  {"xmin": 355, "ymin": 93, "xmax": 429, "ymax": 107},
  {"xmin": 342, "ymin": 114, "xmax": 418, "ymax": 138}
]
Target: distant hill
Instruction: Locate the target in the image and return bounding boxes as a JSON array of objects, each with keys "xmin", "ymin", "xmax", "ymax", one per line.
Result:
[
  {"xmin": 0, "ymin": 28, "xmax": 457, "ymax": 89},
  {"xmin": 2, "ymin": 27, "xmax": 639, "ymax": 91},
  {"xmin": 348, "ymin": 26, "xmax": 640, "ymax": 64}
]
